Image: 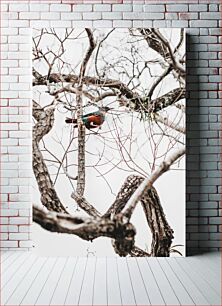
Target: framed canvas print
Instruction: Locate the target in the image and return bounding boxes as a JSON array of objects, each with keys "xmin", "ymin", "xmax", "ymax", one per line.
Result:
[{"xmin": 32, "ymin": 28, "xmax": 186, "ymax": 257}]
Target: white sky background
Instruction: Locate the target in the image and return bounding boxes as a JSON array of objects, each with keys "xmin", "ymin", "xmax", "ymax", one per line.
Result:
[{"xmin": 32, "ymin": 28, "xmax": 186, "ymax": 256}]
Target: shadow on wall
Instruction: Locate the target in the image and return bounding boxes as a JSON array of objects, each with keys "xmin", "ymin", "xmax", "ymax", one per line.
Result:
[{"xmin": 186, "ymin": 33, "xmax": 200, "ymax": 256}]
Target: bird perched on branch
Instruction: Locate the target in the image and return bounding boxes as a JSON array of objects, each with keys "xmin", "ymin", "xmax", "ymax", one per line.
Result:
[{"xmin": 65, "ymin": 106, "xmax": 112, "ymax": 130}]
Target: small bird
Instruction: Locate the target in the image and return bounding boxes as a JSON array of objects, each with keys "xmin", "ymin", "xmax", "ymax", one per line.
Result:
[{"xmin": 65, "ymin": 106, "xmax": 112, "ymax": 129}]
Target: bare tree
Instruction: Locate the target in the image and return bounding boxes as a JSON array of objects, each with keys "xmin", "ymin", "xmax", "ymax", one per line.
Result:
[{"xmin": 32, "ymin": 28, "xmax": 185, "ymax": 256}]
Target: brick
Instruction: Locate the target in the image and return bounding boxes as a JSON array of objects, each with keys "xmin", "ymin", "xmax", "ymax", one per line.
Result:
[
  {"xmin": 179, "ymin": 12, "xmax": 198, "ymax": 20},
  {"xmin": 143, "ymin": 4, "xmax": 165, "ymax": 12},
  {"xmin": 1, "ymin": 209, "xmax": 18, "ymax": 216},
  {"xmin": 132, "ymin": 5, "xmax": 143, "ymax": 12},
  {"xmin": 209, "ymin": 4, "xmax": 219, "ymax": 11},
  {"xmin": 94, "ymin": 4, "xmax": 111, "ymax": 11},
  {"xmin": 0, "ymin": 225, "xmax": 18, "ymax": 233},
  {"xmin": 189, "ymin": 4, "xmax": 207, "ymax": 11},
  {"xmin": 19, "ymin": 12, "xmax": 40, "ymax": 20},
  {"xmin": 190, "ymin": 20, "xmax": 218, "ymax": 27},
  {"xmin": 191, "ymin": 233, "xmax": 209, "ymax": 240},
  {"xmin": 1, "ymin": 60, "xmax": 18, "ymax": 68},
  {"xmin": 19, "ymin": 226, "xmax": 31, "ymax": 233},
  {"xmin": 166, "ymin": 4, "xmax": 188, "ymax": 12},
  {"xmin": 165, "ymin": 13, "xmax": 178, "ymax": 20},
  {"xmin": 9, "ymin": 233, "xmax": 29, "ymax": 240},
  {"xmin": 2, "ymin": 12, "xmax": 18, "ymax": 20},
  {"xmin": 172, "ymin": 20, "xmax": 188, "ymax": 27},
  {"xmin": 142, "ymin": 20, "xmax": 153, "ymax": 27},
  {"xmin": 19, "ymin": 241, "xmax": 32, "ymax": 248},
  {"xmin": 113, "ymin": 20, "xmax": 132, "ymax": 27},
  {"xmin": 50, "ymin": 4, "xmax": 71, "ymax": 12},
  {"xmin": 132, "ymin": 20, "xmax": 143, "ymax": 27},
  {"xmin": 83, "ymin": 12, "xmax": 102, "ymax": 19},
  {"xmin": 29, "ymin": 4, "xmax": 49, "ymax": 12},
  {"xmin": 50, "ymin": 21, "xmax": 72, "ymax": 28},
  {"xmin": 9, "ymin": 217, "xmax": 29, "ymax": 225},
  {"xmin": 61, "ymin": 12, "xmax": 82, "ymax": 20},
  {"xmin": 102, "ymin": 12, "xmax": 122, "ymax": 19},
  {"xmin": 93, "ymin": 20, "xmax": 112, "ymax": 27},
  {"xmin": 1, "ymin": 123, "xmax": 18, "ymax": 131},
  {"xmin": 9, "ymin": 99, "xmax": 30, "ymax": 106},
  {"xmin": 123, "ymin": 12, "xmax": 164, "ymax": 19},
  {"xmin": 199, "ymin": 241, "xmax": 221, "ymax": 248},
  {"xmin": 74, "ymin": 4, "xmax": 92, "ymax": 12},
  {"xmin": 8, "ymin": 20, "xmax": 29, "ymax": 28},
  {"xmin": 0, "ymin": 217, "xmax": 9, "ymax": 225},
  {"xmin": 30, "ymin": 20, "xmax": 50, "ymax": 28},
  {"xmin": 19, "ymin": 210, "xmax": 30, "ymax": 217},
  {"xmin": 1, "ymin": 4, "xmax": 8, "ymax": 11},
  {"xmin": 199, "ymin": 210, "xmax": 218, "ymax": 217},
  {"xmin": 200, "ymin": 12, "xmax": 221, "ymax": 19},
  {"xmin": 9, "ymin": 4, "xmax": 29, "ymax": 11},
  {"xmin": 0, "ymin": 241, "xmax": 18, "ymax": 248},
  {"xmin": 112, "ymin": 4, "xmax": 132, "ymax": 11}
]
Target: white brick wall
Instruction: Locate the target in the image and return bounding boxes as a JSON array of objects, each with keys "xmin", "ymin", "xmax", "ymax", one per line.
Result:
[{"xmin": 0, "ymin": 0, "xmax": 221, "ymax": 254}]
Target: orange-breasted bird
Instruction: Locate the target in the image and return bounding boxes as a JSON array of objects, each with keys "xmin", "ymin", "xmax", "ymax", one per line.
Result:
[{"xmin": 65, "ymin": 106, "xmax": 112, "ymax": 130}]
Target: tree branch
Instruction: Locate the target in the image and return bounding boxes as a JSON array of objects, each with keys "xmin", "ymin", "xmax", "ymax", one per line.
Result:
[
  {"xmin": 139, "ymin": 28, "xmax": 185, "ymax": 79},
  {"xmin": 71, "ymin": 193, "xmax": 101, "ymax": 218},
  {"xmin": 33, "ymin": 205, "xmax": 136, "ymax": 257},
  {"xmin": 154, "ymin": 113, "xmax": 185, "ymax": 134},
  {"xmin": 33, "ymin": 69, "xmax": 185, "ymax": 114},
  {"xmin": 32, "ymin": 100, "xmax": 68, "ymax": 213},
  {"xmin": 123, "ymin": 147, "xmax": 185, "ymax": 220},
  {"xmin": 76, "ymin": 29, "xmax": 96, "ymax": 197}
]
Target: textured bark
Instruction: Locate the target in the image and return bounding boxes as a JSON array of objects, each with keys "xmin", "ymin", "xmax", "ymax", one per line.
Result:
[
  {"xmin": 104, "ymin": 174, "xmax": 174, "ymax": 257},
  {"xmin": 146, "ymin": 87, "xmax": 185, "ymax": 113},
  {"xmin": 32, "ymin": 101, "xmax": 67, "ymax": 213},
  {"xmin": 33, "ymin": 205, "xmax": 136, "ymax": 257},
  {"xmin": 139, "ymin": 28, "xmax": 185, "ymax": 79},
  {"xmin": 33, "ymin": 69, "xmax": 184, "ymax": 114},
  {"xmin": 140, "ymin": 188, "xmax": 173, "ymax": 257},
  {"xmin": 75, "ymin": 29, "xmax": 96, "ymax": 198},
  {"xmin": 103, "ymin": 175, "xmax": 144, "ymax": 218},
  {"xmin": 72, "ymin": 193, "xmax": 101, "ymax": 218},
  {"xmin": 130, "ymin": 246, "xmax": 150, "ymax": 257}
]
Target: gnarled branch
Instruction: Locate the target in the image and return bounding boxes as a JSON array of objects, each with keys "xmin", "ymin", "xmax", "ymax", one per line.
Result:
[
  {"xmin": 32, "ymin": 100, "xmax": 68, "ymax": 213},
  {"xmin": 33, "ymin": 205, "xmax": 136, "ymax": 257}
]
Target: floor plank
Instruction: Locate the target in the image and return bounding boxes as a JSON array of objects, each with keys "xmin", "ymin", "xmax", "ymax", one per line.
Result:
[
  {"xmin": 106, "ymin": 257, "xmax": 122, "ymax": 306},
  {"xmin": 116, "ymin": 257, "xmax": 136, "ymax": 305},
  {"xmin": 194, "ymin": 252, "xmax": 220, "ymax": 274},
  {"xmin": 0, "ymin": 251, "xmax": 14, "ymax": 263},
  {"xmin": 35, "ymin": 257, "xmax": 68, "ymax": 305},
  {"xmin": 175, "ymin": 257, "xmax": 221, "ymax": 305},
  {"xmin": 136, "ymin": 257, "xmax": 165, "ymax": 305},
  {"xmin": 64, "ymin": 257, "xmax": 87, "ymax": 305},
  {"xmin": 1, "ymin": 252, "xmax": 22, "ymax": 273},
  {"xmin": 185, "ymin": 256, "xmax": 220, "ymax": 294},
  {"xmin": 4, "ymin": 257, "xmax": 46, "ymax": 305},
  {"xmin": 1, "ymin": 252, "xmax": 31, "ymax": 289},
  {"xmin": 167, "ymin": 257, "xmax": 210, "ymax": 305},
  {"xmin": 147, "ymin": 258, "xmax": 180, "ymax": 305},
  {"xmin": 92, "ymin": 257, "xmax": 107, "ymax": 306},
  {"xmin": 20, "ymin": 257, "xmax": 57, "ymax": 305},
  {"xmin": 78, "ymin": 257, "xmax": 96, "ymax": 305},
  {"xmin": 127, "ymin": 257, "xmax": 150, "ymax": 305},
  {"xmin": 157, "ymin": 258, "xmax": 195, "ymax": 305},
  {"xmin": 50, "ymin": 257, "xmax": 78, "ymax": 305},
  {"xmin": 1, "ymin": 251, "xmax": 221, "ymax": 306}
]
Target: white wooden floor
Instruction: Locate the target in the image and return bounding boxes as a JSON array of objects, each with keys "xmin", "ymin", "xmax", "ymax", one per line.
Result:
[{"xmin": 1, "ymin": 251, "xmax": 221, "ymax": 306}]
